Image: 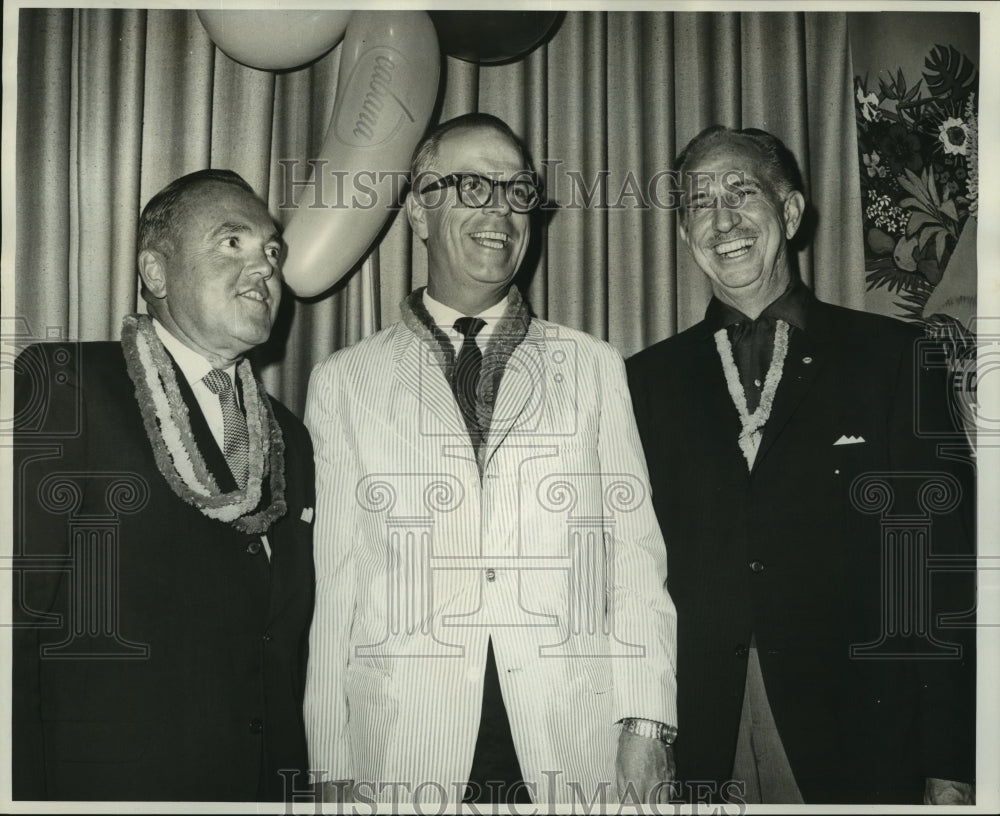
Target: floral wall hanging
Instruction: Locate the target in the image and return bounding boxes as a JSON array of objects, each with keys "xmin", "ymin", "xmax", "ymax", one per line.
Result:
[{"xmin": 855, "ymin": 44, "xmax": 978, "ymax": 326}]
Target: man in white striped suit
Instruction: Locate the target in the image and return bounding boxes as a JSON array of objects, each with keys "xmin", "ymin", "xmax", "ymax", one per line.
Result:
[{"xmin": 304, "ymin": 113, "xmax": 677, "ymax": 807}]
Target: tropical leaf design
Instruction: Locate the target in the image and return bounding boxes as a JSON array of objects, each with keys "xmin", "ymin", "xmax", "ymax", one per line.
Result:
[
  {"xmin": 894, "ymin": 277, "xmax": 936, "ymax": 321},
  {"xmin": 865, "ymin": 261, "xmax": 925, "ymax": 295},
  {"xmin": 923, "ymin": 44, "xmax": 976, "ymax": 104}
]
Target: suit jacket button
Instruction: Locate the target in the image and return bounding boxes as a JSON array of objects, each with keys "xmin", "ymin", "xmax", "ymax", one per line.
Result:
[
  {"xmin": 249, "ymin": 718, "xmax": 263, "ymax": 734},
  {"xmin": 749, "ymin": 559, "xmax": 764, "ymax": 573},
  {"xmin": 735, "ymin": 644, "xmax": 749, "ymax": 659},
  {"xmin": 247, "ymin": 540, "xmax": 263, "ymax": 556},
  {"xmin": 262, "ymin": 631, "xmax": 273, "ymax": 643},
  {"xmin": 485, "ymin": 568, "xmax": 496, "ymax": 582}
]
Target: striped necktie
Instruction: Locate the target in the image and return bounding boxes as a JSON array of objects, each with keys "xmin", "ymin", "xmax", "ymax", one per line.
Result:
[
  {"xmin": 202, "ymin": 368, "xmax": 250, "ymax": 489},
  {"xmin": 453, "ymin": 317, "xmax": 486, "ymax": 450}
]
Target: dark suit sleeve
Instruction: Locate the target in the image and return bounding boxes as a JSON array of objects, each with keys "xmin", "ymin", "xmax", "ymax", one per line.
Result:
[
  {"xmin": 12, "ymin": 344, "xmax": 84, "ymax": 799},
  {"xmin": 626, "ymin": 353, "xmax": 672, "ymax": 543},
  {"xmin": 888, "ymin": 331, "xmax": 976, "ymax": 785},
  {"xmin": 625, "ymin": 359, "xmax": 645, "ymax": 430},
  {"xmin": 290, "ymin": 417, "xmax": 316, "ymax": 708},
  {"xmin": 625, "ymin": 356, "xmax": 655, "ymax": 477}
]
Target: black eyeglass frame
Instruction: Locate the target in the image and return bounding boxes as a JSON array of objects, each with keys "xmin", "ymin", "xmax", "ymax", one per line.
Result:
[{"xmin": 416, "ymin": 171, "xmax": 543, "ymax": 213}]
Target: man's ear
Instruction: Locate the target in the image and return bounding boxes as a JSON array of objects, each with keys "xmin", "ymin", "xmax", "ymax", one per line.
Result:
[
  {"xmin": 137, "ymin": 249, "xmax": 167, "ymax": 299},
  {"xmin": 678, "ymin": 214, "xmax": 690, "ymax": 246},
  {"xmin": 783, "ymin": 191, "xmax": 805, "ymax": 240},
  {"xmin": 405, "ymin": 193, "xmax": 429, "ymax": 241}
]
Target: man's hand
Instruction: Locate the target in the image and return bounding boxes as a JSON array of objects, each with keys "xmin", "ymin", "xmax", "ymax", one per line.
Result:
[
  {"xmin": 615, "ymin": 729, "xmax": 676, "ymax": 803},
  {"xmin": 319, "ymin": 779, "xmax": 355, "ymax": 802},
  {"xmin": 924, "ymin": 777, "xmax": 974, "ymax": 805}
]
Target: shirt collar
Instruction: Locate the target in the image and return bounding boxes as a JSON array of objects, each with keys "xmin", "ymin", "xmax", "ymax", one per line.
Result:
[
  {"xmin": 422, "ymin": 289, "xmax": 510, "ymax": 335},
  {"xmin": 152, "ymin": 318, "xmax": 237, "ymax": 386},
  {"xmin": 704, "ymin": 277, "xmax": 811, "ymax": 332}
]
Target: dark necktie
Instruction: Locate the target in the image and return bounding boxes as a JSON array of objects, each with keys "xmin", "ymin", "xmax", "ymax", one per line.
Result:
[
  {"xmin": 202, "ymin": 368, "xmax": 250, "ymax": 488},
  {"xmin": 453, "ymin": 317, "xmax": 486, "ymax": 450},
  {"xmin": 728, "ymin": 315, "xmax": 776, "ymax": 413}
]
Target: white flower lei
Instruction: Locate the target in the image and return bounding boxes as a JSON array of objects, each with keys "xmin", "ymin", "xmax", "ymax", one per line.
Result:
[{"xmin": 714, "ymin": 319, "xmax": 790, "ymax": 469}]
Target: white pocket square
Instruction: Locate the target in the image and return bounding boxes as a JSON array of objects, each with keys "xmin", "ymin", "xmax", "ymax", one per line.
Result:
[
  {"xmin": 300, "ymin": 507, "xmax": 314, "ymax": 523},
  {"xmin": 834, "ymin": 434, "xmax": 866, "ymax": 446}
]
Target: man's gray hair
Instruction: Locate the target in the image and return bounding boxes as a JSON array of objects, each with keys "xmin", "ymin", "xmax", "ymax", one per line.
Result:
[
  {"xmin": 674, "ymin": 125, "xmax": 805, "ymax": 206},
  {"xmin": 138, "ymin": 168, "xmax": 258, "ymax": 256}
]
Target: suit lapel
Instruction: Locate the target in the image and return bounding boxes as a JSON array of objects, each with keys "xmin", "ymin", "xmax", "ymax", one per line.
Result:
[
  {"xmin": 392, "ymin": 325, "xmax": 469, "ymax": 443},
  {"xmin": 751, "ymin": 309, "xmax": 831, "ymax": 473},
  {"xmin": 482, "ymin": 325, "xmax": 541, "ymax": 470}
]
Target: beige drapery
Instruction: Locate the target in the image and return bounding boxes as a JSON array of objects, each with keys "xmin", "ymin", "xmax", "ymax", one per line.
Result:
[{"xmin": 14, "ymin": 9, "xmax": 862, "ymax": 416}]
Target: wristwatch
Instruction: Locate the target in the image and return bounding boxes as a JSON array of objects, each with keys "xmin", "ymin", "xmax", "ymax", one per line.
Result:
[{"xmin": 621, "ymin": 717, "xmax": 677, "ymax": 745}]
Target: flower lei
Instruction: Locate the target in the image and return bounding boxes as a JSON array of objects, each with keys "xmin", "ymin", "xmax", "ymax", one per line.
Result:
[
  {"xmin": 121, "ymin": 314, "xmax": 287, "ymax": 533},
  {"xmin": 714, "ymin": 320, "xmax": 790, "ymax": 469}
]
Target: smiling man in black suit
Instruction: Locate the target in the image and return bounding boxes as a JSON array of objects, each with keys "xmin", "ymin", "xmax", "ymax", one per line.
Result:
[
  {"xmin": 626, "ymin": 126, "xmax": 975, "ymax": 806},
  {"xmin": 13, "ymin": 169, "xmax": 315, "ymax": 801}
]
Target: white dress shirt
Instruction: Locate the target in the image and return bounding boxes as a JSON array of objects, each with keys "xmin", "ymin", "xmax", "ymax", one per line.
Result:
[
  {"xmin": 422, "ymin": 289, "xmax": 510, "ymax": 353},
  {"xmin": 152, "ymin": 319, "xmax": 238, "ymax": 453}
]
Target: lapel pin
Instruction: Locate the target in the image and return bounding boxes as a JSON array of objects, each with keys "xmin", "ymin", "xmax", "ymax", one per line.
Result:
[{"xmin": 802, "ymin": 356, "xmax": 813, "ymax": 364}]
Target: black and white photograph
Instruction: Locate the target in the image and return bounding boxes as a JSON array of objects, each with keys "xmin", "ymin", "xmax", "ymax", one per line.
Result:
[{"xmin": 1, "ymin": 1, "xmax": 997, "ymax": 812}]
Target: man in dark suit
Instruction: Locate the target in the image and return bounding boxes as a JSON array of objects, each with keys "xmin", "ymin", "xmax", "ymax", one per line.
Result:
[
  {"xmin": 626, "ymin": 126, "xmax": 975, "ymax": 805},
  {"xmin": 12, "ymin": 169, "xmax": 315, "ymax": 801}
]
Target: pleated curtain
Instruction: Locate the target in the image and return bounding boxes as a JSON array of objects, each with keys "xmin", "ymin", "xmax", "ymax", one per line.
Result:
[{"xmin": 14, "ymin": 9, "xmax": 863, "ymax": 416}]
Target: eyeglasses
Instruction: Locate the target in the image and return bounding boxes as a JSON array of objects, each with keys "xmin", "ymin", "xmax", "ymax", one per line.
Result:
[{"xmin": 417, "ymin": 172, "xmax": 542, "ymax": 213}]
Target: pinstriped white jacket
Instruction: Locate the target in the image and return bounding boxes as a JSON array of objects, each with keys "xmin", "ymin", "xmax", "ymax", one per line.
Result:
[{"xmin": 303, "ymin": 300, "xmax": 677, "ymax": 804}]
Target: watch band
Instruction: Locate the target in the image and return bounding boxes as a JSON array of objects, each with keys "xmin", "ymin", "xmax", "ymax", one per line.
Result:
[{"xmin": 621, "ymin": 717, "xmax": 677, "ymax": 745}]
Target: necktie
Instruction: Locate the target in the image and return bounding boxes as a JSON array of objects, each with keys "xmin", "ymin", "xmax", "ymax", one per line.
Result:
[
  {"xmin": 202, "ymin": 368, "xmax": 250, "ymax": 488},
  {"xmin": 453, "ymin": 317, "xmax": 486, "ymax": 449},
  {"xmin": 728, "ymin": 315, "xmax": 776, "ymax": 413}
]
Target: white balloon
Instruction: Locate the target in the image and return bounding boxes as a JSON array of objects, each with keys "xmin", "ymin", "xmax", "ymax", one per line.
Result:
[
  {"xmin": 197, "ymin": 10, "xmax": 351, "ymax": 71},
  {"xmin": 281, "ymin": 11, "xmax": 441, "ymax": 297}
]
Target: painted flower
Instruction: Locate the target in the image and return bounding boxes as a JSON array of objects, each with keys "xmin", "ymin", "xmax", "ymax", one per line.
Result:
[
  {"xmin": 865, "ymin": 190, "xmax": 907, "ymax": 234},
  {"xmin": 856, "ymin": 87, "xmax": 881, "ymax": 122},
  {"xmin": 877, "ymin": 123, "xmax": 923, "ymax": 175},
  {"xmin": 938, "ymin": 117, "xmax": 969, "ymax": 156},
  {"xmin": 863, "ymin": 151, "xmax": 887, "ymax": 178}
]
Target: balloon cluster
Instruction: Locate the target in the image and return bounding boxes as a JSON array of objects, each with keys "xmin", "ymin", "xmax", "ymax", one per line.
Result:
[{"xmin": 197, "ymin": 10, "xmax": 562, "ymax": 297}]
